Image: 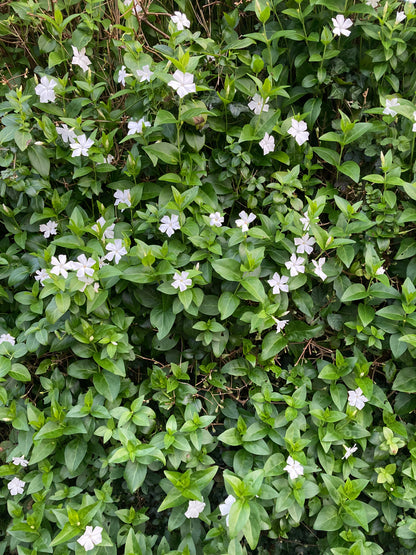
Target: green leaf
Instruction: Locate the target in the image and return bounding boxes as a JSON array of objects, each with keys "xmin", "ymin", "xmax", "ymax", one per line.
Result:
[
  {"xmin": 341, "ymin": 283, "xmax": 368, "ymax": 302},
  {"xmin": 393, "ymin": 368, "xmax": 416, "ymax": 393},
  {"xmin": 143, "ymin": 143, "xmax": 179, "ymax": 166},
  {"xmin": 240, "ymin": 277, "xmax": 266, "ymax": 302},
  {"xmin": 9, "ymin": 363, "xmax": 31, "ymax": 382},
  {"xmin": 358, "ymin": 304, "xmax": 375, "ymax": 327},
  {"xmin": 150, "ymin": 303, "xmax": 176, "ymax": 340},
  {"xmin": 211, "ymin": 258, "xmax": 241, "ymax": 281},
  {"xmin": 93, "ymin": 353, "xmax": 125, "ymax": 376},
  {"xmin": 218, "ymin": 291, "xmax": 240, "ymax": 320},
  {"xmin": 314, "ymin": 146, "xmax": 339, "ymax": 166},
  {"xmin": 259, "ymin": 332, "xmax": 287, "ymax": 361},
  {"xmin": 339, "ymin": 161, "xmax": 360, "ymax": 183},
  {"xmin": 50, "ymin": 522, "xmax": 81, "ymax": 547},
  {"xmin": 93, "ymin": 371, "xmax": 120, "ymax": 401},
  {"xmin": 28, "ymin": 145, "xmax": 50, "ymax": 177},
  {"xmin": 29, "ymin": 440, "xmax": 57, "ymax": 465},
  {"xmin": 65, "ymin": 437, "xmax": 88, "ymax": 473},
  {"xmin": 228, "ymin": 499, "xmax": 251, "ymax": 538},
  {"xmin": 124, "ymin": 461, "xmax": 147, "ymax": 493},
  {"xmin": 314, "ymin": 504, "xmax": 343, "ymax": 531}
]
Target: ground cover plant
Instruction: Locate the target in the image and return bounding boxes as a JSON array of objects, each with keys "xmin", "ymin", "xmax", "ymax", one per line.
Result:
[{"xmin": 1, "ymin": 0, "xmax": 416, "ymax": 552}]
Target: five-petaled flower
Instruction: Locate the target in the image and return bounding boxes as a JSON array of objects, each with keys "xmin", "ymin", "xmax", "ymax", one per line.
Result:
[
  {"xmin": 396, "ymin": 11, "xmax": 406, "ymax": 24},
  {"xmin": 72, "ymin": 254, "xmax": 95, "ymax": 279},
  {"xmin": 332, "ymin": 14, "xmax": 353, "ymax": 37},
  {"xmin": 77, "ymin": 526, "xmax": 103, "ymax": 552},
  {"xmin": 118, "ymin": 65, "xmax": 129, "ymax": 87},
  {"xmin": 50, "ymin": 255, "xmax": 72, "ymax": 279},
  {"xmin": 92, "ymin": 217, "xmax": 115, "ymax": 239},
  {"xmin": 348, "ymin": 387, "xmax": 368, "ymax": 410},
  {"xmin": 248, "ymin": 93, "xmax": 269, "ymax": 115},
  {"xmin": 171, "ymin": 11, "xmax": 190, "ymax": 30},
  {"xmin": 185, "ymin": 499, "xmax": 206, "ymax": 518},
  {"xmin": 235, "ymin": 211, "xmax": 256, "ymax": 232},
  {"xmin": 285, "ymin": 253, "xmax": 305, "ymax": 277},
  {"xmin": 57, "ymin": 124, "xmax": 77, "ymax": 143},
  {"xmin": 70, "ymin": 134, "xmax": 94, "ymax": 157},
  {"xmin": 259, "ymin": 132, "xmax": 275, "ymax": 155},
  {"xmin": 35, "ymin": 76, "xmax": 57, "ymax": 103},
  {"xmin": 172, "ymin": 271, "xmax": 192, "ymax": 292},
  {"xmin": 366, "ymin": 0, "xmax": 379, "ymax": 8},
  {"xmin": 219, "ymin": 494, "xmax": 236, "ymax": 526},
  {"xmin": 127, "ymin": 118, "xmax": 151, "ymax": 135},
  {"xmin": 136, "ymin": 65, "xmax": 153, "ymax": 82},
  {"xmin": 168, "ymin": 70, "xmax": 196, "ymax": 98},
  {"xmin": 114, "ymin": 189, "xmax": 132, "ymax": 211},
  {"xmin": 267, "ymin": 273, "xmax": 289, "ymax": 295},
  {"xmin": 294, "ymin": 234, "xmax": 315, "ymax": 255},
  {"xmin": 288, "ymin": 119, "xmax": 309, "ymax": 146},
  {"xmin": 35, "ymin": 269, "xmax": 49, "ymax": 286},
  {"xmin": 0, "ymin": 333, "xmax": 15, "ymax": 345},
  {"xmin": 159, "ymin": 214, "xmax": 180, "ymax": 237},
  {"xmin": 71, "ymin": 46, "xmax": 91, "ymax": 72},
  {"xmin": 312, "ymin": 258, "xmax": 327, "ymax": 280},
  {"xmin": 275, "ymin": 319, "xmax": 289, "ymax": 333},
  {"xmin": 383, "ymin": 98, "xmax": 399, "ymax": 117},
  {"xmin": 40, "ymin": 220, "xmax": 58, "ymax": 239},
  {"xmin": 284, "ymin": 456, "xmax": 304, "ymax": 480},
  {"xmin": 343, "ymin": 444, "xmax": 358, "ymax": 459},
  {"xmin": 12, "ymin": 456, "xmax": 29, "ymax": 467},
  {"xmin": 8, "ymin": 477, "xmax": 25, "ymax": 495},
  {"xmin": 300, "ymin": 212, "xmax": 310, "ymax": 231},
  {"xmin": 105, "ymin": 239, "xmax": 127, "ymax": 264},
  {"xmin": 209, "ymin": 212, "xmax": 224, "ymax": 227}
]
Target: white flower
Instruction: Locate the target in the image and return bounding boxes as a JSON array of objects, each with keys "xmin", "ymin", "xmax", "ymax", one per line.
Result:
[
  {"xmin": 171, "ymin": 11, "xmax": 190, "ymax": 30},
  {"xmin": 209, "ymin": 212, "xmax": 224, "ymax": 227},
  {"xmin": 375, "ymin": 266, "xmax": 385, "ymax": 275},
  {"xmin": 118, "ymin": 65, "xmax": 129, "ymax": 86},
  {"xmin": 267, "ymin": 273, "xmax": 289, "ymax": 295},
  {"xmin": 56, "ymin": 124, "xmax": 77, "ymax": 143},
  {"xmin": 92, "ymin": 217, "xmax": 115, "ymax": 239},
  {"xmin": 105, "ymin": 239, "xmax": 127, "ymax": 264},
  {"xmin": 159, "ymin": 214, "xmax": 180, "ymax": 237},
  {"xmin": 300, "ymin": 212, "xmax": 310, "ymax": 231},
  {"xmin": 348, "ymin": 387, "xmax": 368, "ymax": 410},
  {"xmin": 219, "ymin": 494, "xmax": 236, "ymax": 527},
  {"xmin": 103, "ymin": 154, "xmax": 114, "ymax": 164},
  {"xmin": 35, "ymin": 76, "xmax": 57, "ymax": 103},
  {"xmin": 285, "ymin": 253, "xmax": 305, "ymax": 277},
  {"xmin": 172, "ymin": 271, "xmax": 192, "ymax": 292},
  {"xmin": 123, "ymin": 0, "xmax": 142, "ymax": 15},
  {"xmin": 0, "ymin": 333, "xmax": 15, "ymax": 346},
  {"xmin": 72, "ymin": 254, "xmax": 95, "ymax": 279},
  {"xmin": 383, "ymin": 98, "xmax": 399, "ymax": 117},
  {"xmin": 248, "ymin": 93, "xmax": 269, "ymax": 115},
  {"xmin": 259, "ymin": 132, "xmax": 275, "ymax": 155},
  {"xmin": 114, "ymin": 189, "xmax": 132, "ymax": 211},
  {"xmin": 366, "ymin": 0, "xmax": 379, "ymax": 7},
  {"xmin": 332, "ymin": 14, "xmax": 353, "ymax": 37},
  {"xmin": 185, "ymin": 499, "xmax": 205, "ymax": 518},
  {"xmin": 127, "ymin": 118, "xmax": 151, "ymax": 135},
  {"xmin": 70, "ymin": 134, "xmax": 94, "ymax": 157},
  {"xmin": 396, "ymin": 11, "xmax": 406, "ymax": 24},
  {"xmin": 343, "ymin": 444, "xmax": 358, "ymax": 459},
  {"xmin": 288, "ymin": 119, "xmax": 309, "ymax": 146},
  {"xmin": 168, "ymin": 70, "xmax": 196, "ymax": 98},
  {"xmin": 35, "ymin": 269, "xmax": 49, "ymax": 286},
  {"xmin": 136, "ymin": 65, "xmax": 153, "ymax": 82},
  {"xmin": 275, "ymin": 319, "xmax": 289, "ymax": 333},
  {"xmin": 235, "ymin": 211, "xmax": 256, "ymax": 232},
  {"xmin": 284, "ymin": 456, "xmax": 304, "ymax": 480},
  {"xmin": 77, "ymin": 526, "xmax": 103, "ymax": 552},
  {"xmin": 71, "ymin": 46, "xmax": 91, "ymax": 72},
  {"xmin": 12, "ymin": 456, "xmax": 29, "ymax": 467},
  {"xmin": 8, "ymin": 477, "xmax": 25, "ymax": 496},
  {"xmin": 39, "ymin": 220, "xmax": 58, "ymax": 239},
  {"xmin": 312, "ymin": 258, "xmax": 327, "ymax": 281},
  {"xmin": 50, "ymin": 254, "xmax": 73, "ymax": 279},
  {"xmin": 294, "ymin": 234, "xmax": 315, "ymax": 255}
]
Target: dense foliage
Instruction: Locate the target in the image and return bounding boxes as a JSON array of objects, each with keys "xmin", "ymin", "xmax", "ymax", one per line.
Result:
[{"xmin": 1, "ymin": 0, "xmax": 416, "ymax": 552}]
